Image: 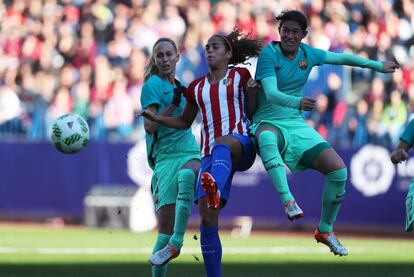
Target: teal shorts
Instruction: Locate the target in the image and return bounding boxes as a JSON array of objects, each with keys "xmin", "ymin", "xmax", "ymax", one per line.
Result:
[
  {"xmin": 151, "ymin": 152, "xmax": 200, "ymax": 211},
  {"xmin": 250, "ymin": 119, "xmax": 330, "ymax": 172}
]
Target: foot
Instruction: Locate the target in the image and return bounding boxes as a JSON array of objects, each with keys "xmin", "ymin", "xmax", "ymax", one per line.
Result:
[
  {"xmin": 148, "ymin": 244, "xmax": 180, "ymax": 266},
  {"xmin": 314, "ymin": 228, "xmax": 348, "ymax": 256},
  {"xmin": 201, "ymin": 172, "xmax": 220, "ymax": 209},
  {"xmin": 284, "ymin": 200, "xmax": 304, "ymax": 221}
]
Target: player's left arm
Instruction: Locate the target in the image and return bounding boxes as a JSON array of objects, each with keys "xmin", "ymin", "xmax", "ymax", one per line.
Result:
[{"xmin": 324, "ymin": 51, "xmax": 399, "ymax": 73}]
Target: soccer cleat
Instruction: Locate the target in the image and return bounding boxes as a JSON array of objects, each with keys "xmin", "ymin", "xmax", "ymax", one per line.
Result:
[
  {"xmin": 284, "ymin": 200, "xmax": 304, "ymax": 221},
  {"xmin": 201, "ymin": 172, "xmax": 220, "ymax": 209},
  {"xmin": 314, "ymin": 228, "xmax": 348, "ymax": 256},
  {"xmin": 148, "ymin": 244, "xmax": 180, "ymax": 266}
]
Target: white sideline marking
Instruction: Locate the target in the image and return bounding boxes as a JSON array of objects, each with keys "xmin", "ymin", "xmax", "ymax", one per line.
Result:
[{"xmin": 0, "ymin": 246, "xmax": 365, "ymax": 255}]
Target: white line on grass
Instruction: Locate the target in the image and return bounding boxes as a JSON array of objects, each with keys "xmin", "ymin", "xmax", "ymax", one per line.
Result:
[{"xmin": 0, "ymin": 247, "xmax": 365, "ymax": 255}]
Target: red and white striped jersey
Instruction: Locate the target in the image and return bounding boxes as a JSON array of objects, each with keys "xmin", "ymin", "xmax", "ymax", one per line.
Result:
[{"xmin": 186, "ymin": 67, "xmax": 251, "ymax": 157}]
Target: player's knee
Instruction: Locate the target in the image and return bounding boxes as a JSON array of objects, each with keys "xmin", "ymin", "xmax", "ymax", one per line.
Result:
[
  {"xmin": 178, "ymin": 168, "xmax": 196, "ymax": 184},
  {"xmin": 327, "ymin": 167, "xmax": 348, "ymax": 182},
  {"xmin": 257, "ymin": 130, "xmax": 278, "ymax": 148},
  {"xmin": 257, "ymin": 130, "xmax": 283, "ymax": 170}
]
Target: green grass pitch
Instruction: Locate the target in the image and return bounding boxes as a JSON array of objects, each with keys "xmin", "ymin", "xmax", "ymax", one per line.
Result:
[{"xmin": 0, "ymin": 224, "xmax": 413, "ymax": 276}]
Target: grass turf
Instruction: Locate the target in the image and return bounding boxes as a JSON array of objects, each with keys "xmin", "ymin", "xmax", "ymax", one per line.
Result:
[{"xmin": 0, "ymin": 224, "xmax": 413, "ymax": 276}]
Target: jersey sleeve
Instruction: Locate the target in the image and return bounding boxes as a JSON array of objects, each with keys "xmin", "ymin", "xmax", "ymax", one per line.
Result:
[
  {"xmin": 140, "ymin": 81, "xmax": 160, "ymax": 110},
  {"xmin": 185, "ymin": 79, "xmax": 198, "ymax": 106},
  {"xmin": 236, "ymin": 67, "xmax": 251, "ymax": 89},
  {"xmin": 307, "ymin": 45, "xmax": 327, "ymax": 66},
  {"xmin": 401, "ymin": 119, "xmax": 414, "ymax": 146},
  {"xmin": 255, "ymin": 44, "xmax": 278, "ymax": 81}
]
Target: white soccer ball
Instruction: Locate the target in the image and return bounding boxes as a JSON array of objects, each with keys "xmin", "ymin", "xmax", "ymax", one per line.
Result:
[{"xmin": 50, "ymin": 113, "xmax": 90, "ymax": 154}]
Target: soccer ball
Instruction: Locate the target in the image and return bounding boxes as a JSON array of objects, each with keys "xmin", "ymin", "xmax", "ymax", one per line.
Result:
[{"xmin": 50, "ymin": 113, "xmax": 90, "ymax": 154}]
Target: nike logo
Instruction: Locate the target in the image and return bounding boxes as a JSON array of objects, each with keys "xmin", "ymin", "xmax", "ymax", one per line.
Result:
[{"xmin": 163, "ymin": 91, "xmax": 171, "ymax": 94}]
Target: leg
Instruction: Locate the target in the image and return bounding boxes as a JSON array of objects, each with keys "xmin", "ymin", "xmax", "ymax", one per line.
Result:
[
  {"xmin": 202, "ymin": 135, "xmax": 243, "ymax": 209},
  {"xmin": 311, "ymin": 148, "xmax": 348, "ymax": 256},
  {"xmin": 198, "ymin": 198, "xmax": 222, "ymax": 277},
  {"xmin": 150, "ymin": 159, "xmax": 200, "ymax": 266},
  {"xmin": 169, "ymin": 159, "xmax": 200, "ymax": 249},
  {"xmin": 151, "ymin": 205, "xmax": 174, "ymax": 276},
  {"xmin": 255, "ymin": 125, "xmax": 302, "ymax": 220}
]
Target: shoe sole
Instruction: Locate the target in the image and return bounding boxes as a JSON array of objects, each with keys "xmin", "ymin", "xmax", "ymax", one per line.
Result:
[
  {"xmin": 201, "ymin": 173, "xmax": 219, "ymax": 209},
  {"xmin": 287, "ymin": 212, "xmax": 304, "ymax": 221}
]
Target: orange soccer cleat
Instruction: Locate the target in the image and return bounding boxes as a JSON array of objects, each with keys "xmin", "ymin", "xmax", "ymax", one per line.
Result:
[{"xmin": 201, "ymin": 172, "xmax": 220, "ymax": 209}]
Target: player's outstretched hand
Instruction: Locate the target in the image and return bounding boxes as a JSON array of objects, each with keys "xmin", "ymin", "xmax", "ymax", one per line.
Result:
[
  {"xmin": 300, "ymin": 96, "xmax": 316, "ymax": 111},
  {"xmin": 382, "ymin": 61, "xmax": 399, "ymax": 73},
  {"xmin": 390, "ymin": 148, "xmax": 408, "ymax": 164},
  {"xmin": 137, "ymin": 109, "xmax": 157, "ymax": 122}
]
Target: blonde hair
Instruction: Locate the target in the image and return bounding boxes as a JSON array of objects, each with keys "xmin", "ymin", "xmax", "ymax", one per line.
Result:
[{"xmin": 143, "ymin": 38, "xmax": 178, "ymax": 82}]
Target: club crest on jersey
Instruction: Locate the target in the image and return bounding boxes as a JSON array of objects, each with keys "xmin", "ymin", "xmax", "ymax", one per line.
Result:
[
  {"xmin": 222, "ymin": 78, "xmax": 232, "ymax": 86},
  {"xmin": 299, "ymin": 60, "xmax": 308, "ymax": 69}
]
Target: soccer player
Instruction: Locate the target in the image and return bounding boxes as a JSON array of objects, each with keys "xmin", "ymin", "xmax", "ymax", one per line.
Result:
[
  {"xmin": 140, "ymin": 38, "xmax": 201, "ymax": 276},
  {"xmin": 390, "ymin": 119, "xmax": 414, "ymax": 232},
  {"xmin": 251, "ymin": 10, "xmax": 399, "ymax": 256},
  {"xmin": 142, "ymin": 29, "xmax": 261, "ymax": 276}
]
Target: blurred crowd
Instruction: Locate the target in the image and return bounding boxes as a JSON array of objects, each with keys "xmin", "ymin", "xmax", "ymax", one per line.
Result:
[{"xmin": 0, "ymin": 0, "xmax": 413, "ymax": 149}]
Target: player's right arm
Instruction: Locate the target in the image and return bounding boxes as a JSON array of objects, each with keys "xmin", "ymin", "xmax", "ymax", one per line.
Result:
[
  {"xmin": 143, "ymin": 104, "xmax": 178, "ymax": 134},
  {"xmin": 142, "ymin": 103, "xmax": 198, "ymax": 130},
  {"xmin": 256, "ymin": 46, "xmax": 315, "ymax": 111}
]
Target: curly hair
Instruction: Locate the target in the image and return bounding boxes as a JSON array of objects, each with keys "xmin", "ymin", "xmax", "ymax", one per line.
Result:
[{"xmin": 215, "ymin": 28, "xmax": 262, "ymax": 65}]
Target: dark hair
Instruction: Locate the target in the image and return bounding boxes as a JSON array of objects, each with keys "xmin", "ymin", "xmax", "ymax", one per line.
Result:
[
  {"xmin": 214, "ymin": 27, "xmax": 262, "ymax": 65},
  {"xmin": 276, "ymin": 10, "xmax": 308, "ymax": 32},
  {"xmin": 144, "ymin": 38, "xmax": 178, "ymax": 81}
]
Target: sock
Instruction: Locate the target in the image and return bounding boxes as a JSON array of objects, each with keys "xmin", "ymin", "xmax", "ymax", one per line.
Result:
[
  {"xmin": 211, "ymin": 144, "xmax": 232, "ymax": 192},
  {"xmin": 318, "ymin": 168, "xmax": 347, "ymax": 233},
  {"xmin": 258, "ymin": 130, "xmax": 294, "ymax": 205},
  {"xmin": 151, "ymin": 233, "xmax": 171, "ymax": 277},
  {"xmin": 169, "ymin": 169, "xmax": 196, "ymax": 249},
  {"xmin": 200, "ymin": 224, "xmax": 222, "ymax": 277}
]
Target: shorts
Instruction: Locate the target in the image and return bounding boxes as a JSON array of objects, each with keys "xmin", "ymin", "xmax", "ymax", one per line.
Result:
[
  {"xmin": 151, "ymin": 152, "xmax": 200, "ymax": 211},
  {"xmin": 250, "ymin": 119, "xmax": 330, "ymax": 172},
  {"xmin": 194, "ymin": 134, "xmax": 256, "ymax": 207}
]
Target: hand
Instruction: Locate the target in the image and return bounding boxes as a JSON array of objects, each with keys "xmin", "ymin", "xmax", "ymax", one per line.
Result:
[
  {"xmin": 382, "ymin": 61, "xmax": 399, "ymax": 73},
  {"xmin": 246, "ymin": 78, "xmax": 260, "ymax": 94},
  {"xmin": 172, "ymin": 85, "xmax": 186, "ymax": 106},
  {"xmin": 390, "ymin": 149, "xmax": 408, "ymax": 164},
  {"xmin": 299, "ymin": 96, "xmax": 316, "ymax": 111},
  {"xmin": 137, "ymin": 109, "xmax": 157, "ymax": 122}
]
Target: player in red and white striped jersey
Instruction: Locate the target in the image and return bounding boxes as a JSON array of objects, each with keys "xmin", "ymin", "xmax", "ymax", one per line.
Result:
[
  {"xmin": 185, "ymin": 66, "xmax": 250, "ymax": 157},
  {"xmin": 142, "ymin": 28, "xmax": 261, "ymax": 276}
]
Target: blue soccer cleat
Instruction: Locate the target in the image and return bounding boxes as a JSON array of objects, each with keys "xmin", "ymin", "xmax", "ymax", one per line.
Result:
[
  {"xmin": 314, "ymin": 228, "xmax": 348, "ymax": 256},
  {"xmin": 284, "ymin": 200, "xmax": 304, "ymax": 221}
]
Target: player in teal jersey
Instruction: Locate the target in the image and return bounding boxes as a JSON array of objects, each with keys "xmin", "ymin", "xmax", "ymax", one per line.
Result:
[
  {"xmin": 140, "ymin": 38, "xmax": 201, "ymax": 276},
  {"xmin": 252, "ymin": 10, "xmax": 399, "ymax": 256},
  {"xmin": 390, "ymin": 119, "xmax": 414, "ymax": 232}
]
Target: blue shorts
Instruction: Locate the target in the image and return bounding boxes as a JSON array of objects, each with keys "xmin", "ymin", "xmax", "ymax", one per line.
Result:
[{"xmin": 194, "ymin": 134, "xmax": 256, "ymax": 207}]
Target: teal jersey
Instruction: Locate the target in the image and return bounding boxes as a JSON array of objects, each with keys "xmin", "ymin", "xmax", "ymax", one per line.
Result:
[
  {"xmin": 141, "ymin": 75, "xmax": 199, "ymax": 168},
  {"xmin": 254, "ymin": 42, "xmax": 326, "ymax": 121},
  {"xmin": 401, "ymin": 119, "xmax": 414, "ymax": 146}
]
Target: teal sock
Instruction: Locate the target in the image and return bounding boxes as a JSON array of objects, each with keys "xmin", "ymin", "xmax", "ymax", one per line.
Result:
[
  {"xmin": 151, "ymin": 233, "xmax": 172, "ymax": 277},
  {"xmin": 170, "ymin": 169, "xmax": 196, "ymax": 249},
  {"xmin": 319, "ymin": 168, "xmax": 347, "ymax": 233},
  {"xmin": 258, "ymin": 130, "xmax": 294, "ymax": 205}
]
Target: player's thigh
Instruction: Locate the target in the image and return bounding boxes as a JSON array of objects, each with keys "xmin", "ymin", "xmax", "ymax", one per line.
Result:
[
  {"xmin": 313, "ymin": 148, "xmax": 346, "ymax": 175},
  {"xmin": 213, "ymin": 135, "xmax": 243, "ymax": 164}
]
